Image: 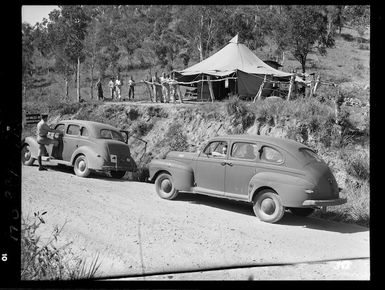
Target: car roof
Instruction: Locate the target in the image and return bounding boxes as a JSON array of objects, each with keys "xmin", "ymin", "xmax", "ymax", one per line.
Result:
[
  {"xmin": 58, "ymin": 119, "xmax": 119, "ymax": 131},
  {"xmin": 210, "ymin": 134, "xmax": 311, "ymax": 152}
]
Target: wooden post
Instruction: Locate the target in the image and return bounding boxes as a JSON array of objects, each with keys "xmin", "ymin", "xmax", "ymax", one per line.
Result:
[
  {"xmin": 207, "ymin": 75, "xmax": 215, "ymax": 103},
  {"xmin": 253, "ymin": 75, "xmax": 267, "ymax": 103},
  {"xmin": 309, "ymin": 75, "xmax": 315, "ymax": 98},
  {"xmin": 287, "ymin": 74, "xmax": 295, "ymax": 101},
  {"xmin": 313, "ymin": 74, "xmax": 320, "ymax": 94}
]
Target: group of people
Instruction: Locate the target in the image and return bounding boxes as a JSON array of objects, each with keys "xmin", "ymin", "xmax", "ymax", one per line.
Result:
[
  {"xmin": 96, "ymin": 75, "xmax": 136, "ymax": 101},
  {"xmin": 95, "ymin": 72, "xmax": 183, "ymax": 104},
  {"xmin": 142, "ymin": 71, "xmax": 183, "ymax": 104}
]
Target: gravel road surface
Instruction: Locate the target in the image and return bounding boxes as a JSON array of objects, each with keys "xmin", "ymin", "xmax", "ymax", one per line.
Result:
[{"xmin": 22, "ymin": 164, "xmax": 370, "ymax": 280}]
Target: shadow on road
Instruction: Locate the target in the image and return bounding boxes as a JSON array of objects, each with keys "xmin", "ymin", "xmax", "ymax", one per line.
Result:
[
  {"xmin": 176, "ymin": 193, "xmax": 368, "ymax": 234},
  {"xmin": 34, "ymin": 163, "xmax": 129, "ymax": 182}
]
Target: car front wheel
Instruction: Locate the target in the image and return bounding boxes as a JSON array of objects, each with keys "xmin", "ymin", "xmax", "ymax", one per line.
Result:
[
  {"xmin": 22, "ymin": 144, "xmax": 35, "ymax": 166},
  {"xmin": 110, "ymin": 171, "xmax": 126, "ymax": 179},
  {"xmin": 289, "ymin": 207, "xmax": 315, "ymax": 217},
  {"xmin": 253, "ymin": 189, "xmax": 285, "ymax": 223},
  {"xmin": 155, "ymin": 173, "xmax": 179, "ymax": 200},
  {"xmin": 74, "ymin": 155, "xmax": 91, "ymax": 177}
]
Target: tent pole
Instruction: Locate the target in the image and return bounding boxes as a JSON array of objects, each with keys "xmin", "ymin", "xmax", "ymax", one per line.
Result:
[
  {"xmin": 287, "ymin": 75, "xmax": 295, "ymax": 101},
  {"xmin": 207, "ymin": 75, "xmax": 215, "ymax": 103},
  {"xmin": 254, "ymin": 75, "xmax": 266, "ymax": 102},
  {"xmin": 200, "ymin": 75, "xmax": 204, "ymax": 102}
]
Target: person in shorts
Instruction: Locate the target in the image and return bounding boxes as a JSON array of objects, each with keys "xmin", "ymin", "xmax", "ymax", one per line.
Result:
[{"xmin": 36, "ymin": 114, "xmax": 62, "ymax": 171}]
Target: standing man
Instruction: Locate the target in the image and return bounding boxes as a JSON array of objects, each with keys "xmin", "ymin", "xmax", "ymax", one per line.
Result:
[
  {"xmin": 96, "ymin": 77, "xmax": 104, "ymax": 101},
  {"xmin": 108, "ymin": 77, "xmax": 115, "ymax": 99},
  {"xmin": 115, "ymin": 75, "xmax": 123, "ymax": 101},
  {"xmin": 169, "ymin": 72, "xmax": 183, "ymax": 103},
  {"xmin": 128, "ymin": 76, "xmax": 136, "ymax": 100},
  {"xmin": 152, "ymin": 72, "xmax": 162, "ymax": 102},
  {"xmin": 160, "ymin": 72, "xmax": 170, "ymax": 103},
  {"xmin": 36, "ymin": 114, "xmax": 62, "ymax": 171},
  {"xmin": 142, "ymin": 73, "xmax": 153, "ymax": 102}
]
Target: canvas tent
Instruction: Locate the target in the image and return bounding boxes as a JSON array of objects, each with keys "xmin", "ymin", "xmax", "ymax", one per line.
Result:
[{"xmin": 175, "ymin": 35, "xmax": 294, "ymax": 100}]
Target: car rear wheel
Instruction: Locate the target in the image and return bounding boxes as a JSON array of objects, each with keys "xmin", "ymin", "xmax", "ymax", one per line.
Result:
[
  {"xmin": 22, "ymin": 144, "xmax": 35, "ymax": 166},
  {"xmin": 155, "ymin": 173, "xmax": 179, "ymax": 200},
  {"xmin": 289, "ymin": 207, "xmax": 315, "ymax": 217},
  {"xmin": 74, "ymin": 155, "xmax": 91, "ymax": 177},
  {"xmin": 110, "ymin": 171, "xmax": 126, "ymax": 179},
  {"xmin": 253, "ymin": 189, "xmax": 285, "ymax": 223}
]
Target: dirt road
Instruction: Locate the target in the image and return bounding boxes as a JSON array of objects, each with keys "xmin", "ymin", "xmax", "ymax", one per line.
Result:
[{"xmin": 22, "ymin": 164, "xmax": 370, "ymax": 280}]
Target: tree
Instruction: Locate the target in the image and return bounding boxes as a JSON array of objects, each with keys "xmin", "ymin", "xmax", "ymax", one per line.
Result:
[
  {"xmin": 22, "ymin": 23, "xmax": 35, "ymax": 99},
  {"xmin": 46, "ymin": 6, "xmax": 91, "ymax": 102},
  {"xmin": 344, "ymin": 5, "xmax": 370, "ymax": 41},
  {"xmin": 176, "ymin": 6, "xmax": 225, "ymax": 62},
  {"xmin": 271, "ymin": 5, "xmax": 335, "ymax": 73}
]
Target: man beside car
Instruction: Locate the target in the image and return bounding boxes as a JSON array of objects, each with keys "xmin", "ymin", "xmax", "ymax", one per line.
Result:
[{"xmin": 36, "ymin": 114, "xmax": 62, "ymax": 171}]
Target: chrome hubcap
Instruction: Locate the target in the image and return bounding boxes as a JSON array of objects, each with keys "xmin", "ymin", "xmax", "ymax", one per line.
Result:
[
  {"xmin": 24, "ymin": 151, "xmax": 30, "ymax": 160},
  {"xmin": 78, "ymin": 160, "xmax": 86, "ymax": 171},
  {"xmin": 261, "ymin": 198, "xmax": 276, "ymax": 215},
  {"xmin": 161, "ymin": 179, "xmax": 172, "ymax": 193}
]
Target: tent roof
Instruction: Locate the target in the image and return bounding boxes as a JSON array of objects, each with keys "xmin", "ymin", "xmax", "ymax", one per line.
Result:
[{"xmin": 178, "ymin": 35, "xmax": 292, "ymax": 78}]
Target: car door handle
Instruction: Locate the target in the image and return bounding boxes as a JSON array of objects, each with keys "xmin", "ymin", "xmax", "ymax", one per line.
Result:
[
  {"xmin": 227, "ymin": 162, "xmax": 233, "ymax": 166},
  {"xmin": 220, "ymin": 162, "xmax": 227, "ymax": 166}
]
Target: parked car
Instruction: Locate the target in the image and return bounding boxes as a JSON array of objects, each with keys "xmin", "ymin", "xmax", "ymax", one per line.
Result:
[
  {"xmin": 148, "ymin": 135, "xmax": 347, "ymax": 223},
  {"xmin": 22, "ymin": 119, "xmax": 137, "ymax": 178}
]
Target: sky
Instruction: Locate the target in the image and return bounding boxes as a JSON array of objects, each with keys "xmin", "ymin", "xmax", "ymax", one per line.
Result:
[{"xmin": 22, "ymin": 5, "xmax": 59, "ymax": 25}]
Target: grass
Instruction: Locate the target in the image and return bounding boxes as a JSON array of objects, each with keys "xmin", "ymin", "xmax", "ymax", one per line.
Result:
[
  {"xmin": 312, "ymin": 180, "xmax": 369, "ymax": 227},
  {"xmin": 21, "ymin": 211, "xmax": 101, "ymax": 280}
]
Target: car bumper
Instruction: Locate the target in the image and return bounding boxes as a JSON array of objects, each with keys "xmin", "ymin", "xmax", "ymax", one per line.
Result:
[
  {"xmin": 302, "ymin": 197, "xmax": 347, "ymax": 207},
  {"xmin": 100, "ymin": 165, "xmax": 136, "ymax": 172}
]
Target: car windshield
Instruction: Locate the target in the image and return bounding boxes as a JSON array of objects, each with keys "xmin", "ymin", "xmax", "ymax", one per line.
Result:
[
  {"xmin": 100, "ymin": 129, "xmax": 125, "ymax": 142},
  {"xmin": 299, "ymin": 148, "xmax": 324, "ymax": 163}
]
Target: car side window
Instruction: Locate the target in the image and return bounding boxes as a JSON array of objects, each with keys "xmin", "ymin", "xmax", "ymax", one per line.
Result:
[
  {"xmin": 80, "ymin": 127, "xmax": 89, "ymax": 137},
  {"xmin": 67, "ymin": 124, "xmax": 80, "ymax": 136},
  {"xmin": 260, "ymin": 146, "xmax": 283, "ymax": 163},
  {"xmin": 231, "ymin": 142, "xmax": 258, "ymax": 160},
  {"xmin": 55, "ymin": 124, "xmax": 65, "ymax": 133},
  {"xmin": 203, "ymin": 141, "xmax": 228, "ymax": 158}
]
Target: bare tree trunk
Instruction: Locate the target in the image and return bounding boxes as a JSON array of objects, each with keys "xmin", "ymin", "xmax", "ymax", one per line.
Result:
[
  {"xmin": 77, "ymin": 57, "xmax": 81, "ymax": 102},
  {"xmin": 65, "ymin": 79, "xmax": 69, "ymax": 99},
  {"xmin": 90, "ymin": 56, "xmax": 95, "ymax": 100}
]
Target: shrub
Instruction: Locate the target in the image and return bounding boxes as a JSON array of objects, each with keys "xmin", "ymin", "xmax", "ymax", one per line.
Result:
[
  {"xmin": 167, "ymin": 122, "xmax": 189, "ymax": 152},
  {"xmin": 132, "ymin": 120, "xmax": 153, "ymax": 137},
  {"xmin": 341, "ymin": 150, "xmax": 370, "ymax": 181},
  {"xmin": 56, "ymin": 102, "xmax": 83, "ymax": 116},
  {"xmin": 21, "ymin": 211, "xmax": 101, "ymax": 280},
  {"xmin": 126, "ymin": 107, "xmax": 140, "ymax": 121},
  {"xmin": 146, "ymin": 106, "xmax": 168, "ymax": 118}
]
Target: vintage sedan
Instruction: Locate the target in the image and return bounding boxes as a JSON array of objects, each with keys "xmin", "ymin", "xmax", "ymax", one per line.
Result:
[
  {"xmin": 149, "ymin": 135, "xmax": 347, "ymax": 223},
  {"xmin": 22, "ymin": 119, "xmax": 137, "ymax": 178}
]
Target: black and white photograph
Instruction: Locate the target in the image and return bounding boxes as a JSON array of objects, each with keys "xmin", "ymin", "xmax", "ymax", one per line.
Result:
[{"xmin": 14, "ymin": 4, "xmax": 371, "ymax": 281}]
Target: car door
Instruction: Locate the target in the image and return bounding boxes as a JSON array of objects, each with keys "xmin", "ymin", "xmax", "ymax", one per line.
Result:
[
  {"xmin": 194, "ymin": 140, "xmax": 228, "ymax": 196},
  {"xmin": 51, "ymin": 123, "xmax": 65, "ymax": 159},
  {"xmin": 224, "ymin": 141, "xmax": 259, "ymax": 201},
  {"xmin": 62, "ymin": 124, "xmax": 81, "ymax": 161}
]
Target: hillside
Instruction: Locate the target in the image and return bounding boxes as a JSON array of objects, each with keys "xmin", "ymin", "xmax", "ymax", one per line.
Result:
[{"xmin": 22, "ymin": 25, "xmax": 370, "ymax": 227}]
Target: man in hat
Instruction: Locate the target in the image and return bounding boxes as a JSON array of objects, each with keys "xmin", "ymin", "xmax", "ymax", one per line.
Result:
[{"xmin": 36, "ymin": 114, "xmax": 62, "ymax": 171}]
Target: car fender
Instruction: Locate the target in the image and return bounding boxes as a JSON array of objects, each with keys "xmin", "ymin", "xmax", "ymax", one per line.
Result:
[
  {"xmin": 70, "ymin": 146, "xmax": 105, "ymax": 170},
  {"xmin": 23, "ymin": 137, "xmax": 39, "ymax": 159},
  {"xmin": 248, "ymin": 172, "xmax": 315, "ymax": 207},
  {"xmin": 149, "ymin": 159, "xmax": 194, "ymax": 191}
]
